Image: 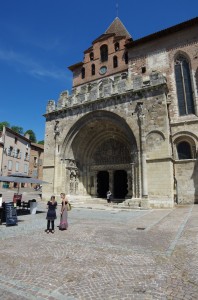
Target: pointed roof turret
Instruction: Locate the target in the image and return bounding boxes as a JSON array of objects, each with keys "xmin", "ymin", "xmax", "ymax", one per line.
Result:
[{"xmin": 105, "ymin": 17, "xmax": 132, "ymax": 39}]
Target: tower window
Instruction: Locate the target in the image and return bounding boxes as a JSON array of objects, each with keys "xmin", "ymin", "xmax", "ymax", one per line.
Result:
[
  {"xmin": 100, "ymin": 44, "xmax": 108, "ymax": 62},
  {"xmin": 114, "ymin": 42, "xmax": 119, "ymax": 51},
  {"xmin": 175, "ymin": 55, "xmax": 195, "ymax": 115},
  {"xmin": 124, "ymin": 52, "xmax": 128, "ymax": 64},
  {"xmin": 113, "ymin": 56, "xmax": 118, "ymax": 68},
  {"xmin": 90, "ymin": 52, "xmax": 94, "ymax": 61},
  {"xmin": 177, "ymin": 141, "xmax": 192, "ymax": 159},
  {"xmin": 91, "ymin": 64, "xmax": 95, "ymax": 76},
  {"xmin": 142, "ymin": 67, "xmax": 146, "ymax": 74},
  {"xmin": 81, "ymin": 67, "xmax": 85, "ymax": 79}
]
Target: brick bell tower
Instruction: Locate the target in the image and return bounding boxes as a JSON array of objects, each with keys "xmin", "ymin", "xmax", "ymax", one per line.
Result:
[{"xmin": 68, "ymin": 17, "xmax": 132, "ymax": 87}]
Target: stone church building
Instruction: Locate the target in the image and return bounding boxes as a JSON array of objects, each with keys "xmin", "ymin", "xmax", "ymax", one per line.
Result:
[{"xmin": 43, "ymin": 17, "xmax": 198, "ymax": 208}]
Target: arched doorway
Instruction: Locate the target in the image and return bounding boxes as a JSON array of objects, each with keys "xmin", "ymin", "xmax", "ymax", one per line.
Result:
[
  {"xmin": 97, "ymin": 171, "xmax": 109, "ymax": 198},
  {"xmin": 114, "ymin": 170, "xmax": 128, "ymax": 199},
  {"xmin": 61, "ymin": 111, "xmax": 138, "ymax": 197}
]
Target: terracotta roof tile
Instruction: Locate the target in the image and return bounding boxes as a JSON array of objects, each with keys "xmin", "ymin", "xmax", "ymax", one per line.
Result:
[{"xmin": 105, "ymin": 17, "xmax": 132, "ymax": 39}]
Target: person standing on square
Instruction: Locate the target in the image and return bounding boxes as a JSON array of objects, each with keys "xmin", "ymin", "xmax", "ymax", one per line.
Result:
[
  {"xmin": 59, "ymin": 193, "xmax": 69, "ymax": 230},
  {"xmin": 46, "ymin": 196, "xmax": 57, "ymax": 233}
]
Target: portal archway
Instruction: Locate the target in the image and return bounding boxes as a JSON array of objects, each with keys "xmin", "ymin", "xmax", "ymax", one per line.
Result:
[{"xmin": 61, "ymin": 110, "xmax": 139, "ymax": 198}]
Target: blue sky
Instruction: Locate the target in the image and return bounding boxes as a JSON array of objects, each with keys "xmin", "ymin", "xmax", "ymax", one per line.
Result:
[{"xmin": 0, "ymin": 0, "xmax": 197, "ymax": 142}]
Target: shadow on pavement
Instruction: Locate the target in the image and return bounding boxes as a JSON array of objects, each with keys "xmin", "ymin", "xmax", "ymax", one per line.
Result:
[{"xmin": 16, "ymin": 209, "xmax": 45, "ymax": 216}]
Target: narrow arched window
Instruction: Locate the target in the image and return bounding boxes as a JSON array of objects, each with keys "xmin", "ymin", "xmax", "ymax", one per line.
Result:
[
  {"xmin": 175, "ymin": 55, "xmax": 195, "ymax": 115},
  {"xmin": 124, "ymin": 52, "xmax": 128, "ymax": 64},
  {"xmin": 177, "ymin": 141, "xmax": 192, "ymax": 159},
  {"xmin": 91, "ymin": 64, "xmax": 95, "ymax": 76},
  {"xmin": 81, "ymin": 67, "xmax": 85, "ymax": 79},
  {"xmin": 100, "ymin": 44, "xmax": 108, "ymax": 62},
  {"xmin": 113, "ymin": 56, "xmax": 118, "ymax": 68},
  {"xmin": 114, "ymin": 42, "xmax": 119, "ymax": 51},
  {"xmin": 90, "ymin": 52, "xmax": 94, "ymax": 61}
]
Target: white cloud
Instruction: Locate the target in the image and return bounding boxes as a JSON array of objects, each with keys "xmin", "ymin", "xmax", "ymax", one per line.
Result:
[{"xmin": 0, "ymin": 48, "xmax": 67, "ymax": 81}]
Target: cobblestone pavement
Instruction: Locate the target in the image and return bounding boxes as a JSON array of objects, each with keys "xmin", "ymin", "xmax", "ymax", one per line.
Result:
[{"xmin": 0, "ymin": 199, "xmax": 198, "ymax": 300}]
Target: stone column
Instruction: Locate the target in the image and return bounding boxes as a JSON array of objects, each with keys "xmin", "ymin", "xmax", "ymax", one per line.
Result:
[
  {"xmin": 84, "ymin": 166, "xmax": 88, "ymax": 195},
  {"xmin": 136, "ymin": 103, "xmax": 149, "ymax": 208},
  {"xmin": 86, "ymin": 168, "xmax": 90, "ymax": 194},
  {"xmin": 53, "ymin": 120, "xmax": 60, "ymax": 194},
  {"xmin": 127, "ymin": 169, "xmax": 132, "ymax": 198},
  {"xmin": 94, "ymin": 171, "xmax": 98, "ymax": 197},
  {"xmin": 108, "ymin": 170, "xmax": 113, "ymax": 195},
  {"xmin": 130, "ymin": 163, "xmax": 135, "ymax": 198},
  {"xmin": 128, "ymin": 159, "xmax": 140, "ymax": 207}
]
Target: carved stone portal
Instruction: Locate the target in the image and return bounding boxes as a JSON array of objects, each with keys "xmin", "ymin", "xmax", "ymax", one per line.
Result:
[
  {"xmin": 66, "ymin": 159, "xmax": 79, "ymax": 194},
  {"xmin": 92, "ymin": 139, "xmax": 131, "ymax": 165},
  {"xmin": 69, "ymin": 169, "xmax": 79, "ymax": 194}
]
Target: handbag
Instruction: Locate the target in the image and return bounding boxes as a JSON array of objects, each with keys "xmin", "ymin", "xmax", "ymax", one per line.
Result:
[{"xmin": 67, "ymin": 202, "xmax": 72, "ymax": 211}]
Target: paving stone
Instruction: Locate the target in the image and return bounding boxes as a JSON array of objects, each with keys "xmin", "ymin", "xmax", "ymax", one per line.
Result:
[{"xmin": 0, "ymin": 197, "xmax": 198, "ymax": 299}]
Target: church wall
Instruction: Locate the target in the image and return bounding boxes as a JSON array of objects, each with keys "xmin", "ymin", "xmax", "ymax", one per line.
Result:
[
  {"xmin": 43, "ymin": 121, "xmax": 57, "ymax": 197},
  {"xmin": 126, "ymin": 24, "xmax": 198, "ymax": 205},
  {"xmin": 147, "ymin": 160, "xmax": 174, "ymax": 208},
  {"xmin": 144, "ymin": 95, "xmax": 171, "ymax": 159},
  {"xmin": 127, "ymin": 25, "xmax": 198, "ymax": 120},
  {"xmin": 142, "ymin": 92, "xmax": 174, "ymax": 206},
  {"xmin": 175, "ymin": 160, "xmax": 198, "ymax": 204},
  {"xmin": 43, "ymin": 18, "xmax": 198, "ymax": 206},
  {"xmin": 44, "ymin": 79, "xmax": 173, "ymax": 204}
]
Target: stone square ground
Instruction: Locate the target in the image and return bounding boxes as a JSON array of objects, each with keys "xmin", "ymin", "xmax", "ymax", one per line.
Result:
[{"xmin": 0, "ymin": 198, "xmax": 198, "ymax": 299}]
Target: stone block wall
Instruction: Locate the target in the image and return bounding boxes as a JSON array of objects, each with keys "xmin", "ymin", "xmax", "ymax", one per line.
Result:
[
  {"xmin": 175, "ymin": 160, "xmax": 198, "ymax": 204},
  {"xmin": 147, "ymin": 160, "xmax": 174, "ymax": 208}
]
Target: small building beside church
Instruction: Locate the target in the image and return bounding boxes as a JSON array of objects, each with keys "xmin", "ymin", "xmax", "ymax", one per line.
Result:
[{"xmin": 43, "ymin": 17, "xmax": 198, "ymax": 208}]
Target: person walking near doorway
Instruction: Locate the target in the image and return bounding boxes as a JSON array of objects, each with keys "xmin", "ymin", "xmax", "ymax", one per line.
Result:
[{"xmin": 107, "ymin": 190, "xmax": 112, "ymax": 205}]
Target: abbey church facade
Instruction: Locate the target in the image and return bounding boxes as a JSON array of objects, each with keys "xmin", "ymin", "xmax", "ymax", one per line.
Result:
[{"xmin": 43, "ymin": 17, "xmax": 198, "ymax": 208}]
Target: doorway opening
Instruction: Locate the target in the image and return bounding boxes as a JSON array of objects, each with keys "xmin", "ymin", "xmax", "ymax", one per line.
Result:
[
  {"xmin": 114, "ymin": 170, "xmax": 128, "ymax": 199},
  {"xmin": 97, "ymin": 171, "xmax": 109, "ymax": 198}
]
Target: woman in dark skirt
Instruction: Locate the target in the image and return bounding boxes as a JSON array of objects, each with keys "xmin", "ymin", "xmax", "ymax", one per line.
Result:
[{"xmin": 46, "ymin": 196, "xmax": 57, "ymax": 233}]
